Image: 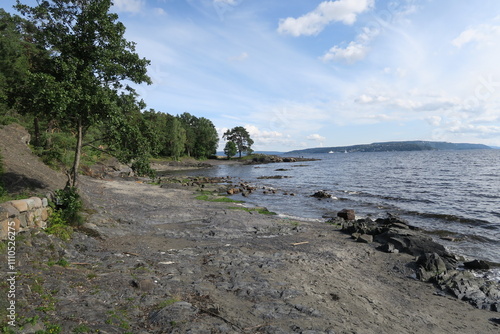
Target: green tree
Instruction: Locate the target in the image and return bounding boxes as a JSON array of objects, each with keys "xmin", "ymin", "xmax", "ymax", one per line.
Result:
[
  {"xmin": 223, "ymin": 126, "xmax": 254, "ymax": 158},
  {"xmin": 223, "ymin": 141, "xmax": 237, "ymax": 159},
  {"xmin": 178, "ymin": 112, "xmax": 196, "ymax": 157},
  {"xmin": 14, "ymin": 0, "xmax": 151, "ymax": 187},
  {"xmin": 164, "ymin": 115, "xmax": 186, "ymax": 160},
  {"xmin": 193, "ymin": 117, "xmax": 218, "ymax": 159},
  {"xmin": 178, "ymin": 113, "xmax": 218, "ymax": 159}
]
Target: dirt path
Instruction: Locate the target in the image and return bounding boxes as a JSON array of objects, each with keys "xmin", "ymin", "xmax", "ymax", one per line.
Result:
[{"xmin": 12, "ymin": 175, "xmax": 491, "ymax": 333}]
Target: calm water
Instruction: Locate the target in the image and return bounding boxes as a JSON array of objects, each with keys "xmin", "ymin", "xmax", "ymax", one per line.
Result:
[{"xmin": 187, "ymin": 150, "xmax": 500, "ymax": 266}]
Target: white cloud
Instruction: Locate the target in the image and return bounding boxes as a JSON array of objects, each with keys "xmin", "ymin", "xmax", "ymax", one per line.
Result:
[
  {"xmin": 244, "ymin": 124, "xmax": 294, "ymax": 149},
  {"xmin": 307, "ymin": 134, "xmax": 326, "ymax": 142},
  {"xmin": 426, "ymin": 116, "xmax": 442, "ymax": 126},
  {"xmin": 452, "ymin": 24, "xmax": 500, "ymax": 48},
  {"xmin": 321, "ymin": 24, "xmax": 380, "ymax": 63},
  {"xmin": 112, "ymin": 0, "xmax": 145, "ymax": 13},
  {"xmin": 322, "ymin": 41, "xmax": 368, "ymax": 63},
  {"xmin": 355, "ymin": 94, "xmax": 388, "ymax": 104},
  {"xmin": 278, "ymin": 0, "xmax": 374, "ymax": 36}
]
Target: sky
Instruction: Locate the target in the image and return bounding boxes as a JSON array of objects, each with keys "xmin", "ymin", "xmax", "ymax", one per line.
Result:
[{"xmin": 5, "ymin": 0, "xmax": 500, "ymax": 151}]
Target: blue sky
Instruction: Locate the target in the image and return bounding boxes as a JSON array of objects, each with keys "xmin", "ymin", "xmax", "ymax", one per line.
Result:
[{"xmin": 6, "ymin": 1, "xmax": 500, "ymax": 151}]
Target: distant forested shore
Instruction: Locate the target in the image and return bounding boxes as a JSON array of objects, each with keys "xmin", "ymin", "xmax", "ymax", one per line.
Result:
[{"xmin": 287, "ymin": 140, "xmax": 492, "ymax": 154}]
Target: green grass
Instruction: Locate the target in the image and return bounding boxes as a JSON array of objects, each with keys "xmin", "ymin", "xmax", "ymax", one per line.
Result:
[
  {"xmin": 228, "ymin": 206, "xmax": 277, "ymax": 215},
  {"xmin": 195, "ymin": 194, "xmax": 244, "ymax": 203}
]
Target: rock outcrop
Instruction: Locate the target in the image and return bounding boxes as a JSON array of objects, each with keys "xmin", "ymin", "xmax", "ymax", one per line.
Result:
[{"xmin": 331, "ymin": 211, "xmax": 500, "ymax": 312}]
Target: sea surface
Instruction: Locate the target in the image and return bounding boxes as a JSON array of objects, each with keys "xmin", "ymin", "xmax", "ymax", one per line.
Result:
[{"xmin": 186, "ymin": 150, "xmax": 500, "ymax": 273}]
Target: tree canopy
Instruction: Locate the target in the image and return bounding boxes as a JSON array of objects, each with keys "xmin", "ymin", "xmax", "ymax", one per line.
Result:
[
  {"xmin": 0, "ymin": 1, "xmax": 223, "ymax": 190},
  {"xmin": 13, "ymin": 0, "xmax": 152, "ymax": 186},
  {"xmin": 223, "ymin": 126, "xmax": 254, "ymax": 158},
  {"xmin": 223, "ymin": 141, "xmax": 237, "ymax": 159}
]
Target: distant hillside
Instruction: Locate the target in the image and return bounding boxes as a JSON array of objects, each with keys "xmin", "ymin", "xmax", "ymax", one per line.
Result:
[{"xmin": 287, "ymin": 141, "xmax": 492, "ymax": 154}]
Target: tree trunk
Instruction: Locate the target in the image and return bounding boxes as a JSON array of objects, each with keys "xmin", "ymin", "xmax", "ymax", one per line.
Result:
[{"xmin": 67, "ymin": 118, "xmax": 83, "ymax": 188}]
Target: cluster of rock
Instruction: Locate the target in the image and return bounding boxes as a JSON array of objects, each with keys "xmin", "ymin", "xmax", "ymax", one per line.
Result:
[
  {"xmin": 331, "ymin": 211, "xmax": 500, "ymax": 312},
  {"xmin": 250, "ymin": 155, "xmax": 319, "ymax": 164},
  {"xmin": 250, "ymin": 155, "xmax": 299, "ymax": 164},
  {"xmin": 160, "ymin": 175, "xmax": 230, "ymax": 188},
  {"xmin": 226, "ymin": 182, "xmax": 257, "ymax": 197},
  {"xmin": 0, "ymin": 196, "xmax": 51, "ymax": 239},
  {"xmin": 311, "ymin": 191, "xmax": 333, "ymax": 199}
]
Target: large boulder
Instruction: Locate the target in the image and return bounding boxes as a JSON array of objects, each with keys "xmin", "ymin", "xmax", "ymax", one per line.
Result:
[
  {"xmin": 337, "ymin": 209, "xmax": 355, "ymax": 221},
  {"xmin": 436, "ymin": 270, "xmax": 500, "ymax": 311},
  {"xmin": 416, "ymin": 252, "xmax": 448, "ymax": 281}
]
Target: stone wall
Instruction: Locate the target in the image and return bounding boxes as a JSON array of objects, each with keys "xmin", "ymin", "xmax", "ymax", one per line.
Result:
[{"xmin": 0, "ymin": 197, "xmax": 50, "ymax": 240}]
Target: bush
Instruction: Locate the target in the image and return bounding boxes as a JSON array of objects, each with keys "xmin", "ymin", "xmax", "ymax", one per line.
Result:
[
  {"xmin": 52, "ymin": 187, "xmax": 83, "ymax": 226},
  {"xmin": 45, "ymin": 209, "xmax": 73, "ymax": 241}
]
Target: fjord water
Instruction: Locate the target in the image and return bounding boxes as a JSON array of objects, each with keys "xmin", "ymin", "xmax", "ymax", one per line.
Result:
[{"xmin": 192, "ymin": 150, "xmax": 500, "ymax": 265}]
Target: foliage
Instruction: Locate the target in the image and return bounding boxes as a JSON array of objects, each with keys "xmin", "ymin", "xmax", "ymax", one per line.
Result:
[
  {"xmin": 1, "ymin": 1, "xmax": 226, "ymax": 187},
  {"xmin": 224, "ymin": 141, "xmax": 237, "ymax": 159},
  {"xmin": 14, "ymin": 0, "xmax": 151, "ymax": 187},
  {"xmin": 179, "ymin": 113, "xmax": 218, "ymax": 159},
  {"xmin": 52, "ymin": 187, "xmax": 82, "ymax": 226},
  {"xmin": 223, "ymin": 126, "xmax": 254, "ymax": 158},
  {"xmin": 228, "ymin": 206, "xmax": 277, "ymax": 215},
  {"xmin": 45, "ymin": 186, "xmax": 82, "ymax": 240},
  {"xmin": 163, "ymin": 114, "xmax": 186, "ymax": 160},
  {"xmin": 195, "ymin": 194, "xmax": 244, "ymax": 203},
  {"xmin": 45, "ymin": 210, "xmax": 73, "ymax": 241},
  {"xmin": 0, "ymin": 9, "xmax": 32, "ymax": 110}
]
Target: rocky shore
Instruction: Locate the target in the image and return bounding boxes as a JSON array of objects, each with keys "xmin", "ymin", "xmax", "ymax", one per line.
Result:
[{"xmin": 0, "ymin": 164, "xmax": 498, "ymax": 333}]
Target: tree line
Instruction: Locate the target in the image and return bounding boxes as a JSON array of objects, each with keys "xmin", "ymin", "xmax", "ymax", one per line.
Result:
[{"xmin": 0, "ymin": 1, "xmax": 226, "ymax": 186}]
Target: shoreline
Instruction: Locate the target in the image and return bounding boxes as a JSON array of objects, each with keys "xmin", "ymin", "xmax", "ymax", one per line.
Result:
[{"xmin": 3, "ymin": 165, "xmax": 499, "ymax": 332}]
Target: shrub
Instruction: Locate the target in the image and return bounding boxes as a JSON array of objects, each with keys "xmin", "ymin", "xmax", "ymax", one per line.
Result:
[
  {"xmin": 46, "ymin": 187, "xmax": 83, "ymax": 240},
  {"xmin": 53, "ymin": 187, "xmax": 82, "ymax": 226}
]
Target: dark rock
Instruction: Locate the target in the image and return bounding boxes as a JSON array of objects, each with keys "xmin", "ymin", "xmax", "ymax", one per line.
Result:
[
  {"xmin": 416, "ymin": 252, "xmax": 448, "ymax": 281},
  {"xmin": 311, "ymin": 191, "xmax": 332, "ymax": 199},
  {"xmin": 227, "ymin": 188, "xmax": 240, "ymax": 195},
  {"xmin": 377, "ymin": 242, "xmax": 399, "ymax": 254},
  {"xmin": 435, "ymin": 270, "xmax": 500, "ymax": 311},
  {"xmin": 149, "ymin": 301, "xmax": 197, "ymax": 327},
  {"xmin": 464, "ymin": 259, "xmax": 490, "ymax": 270},
  {"xmin": 257, "ymin": 175, "xmax": 291, "ymax": 179},
  {"xmin": 337, "ymin": 209, "xmax": 355, "ymax": 221},
  {"xmin": 375, "ymin": 230, "xmax": 445, "ymax": 257},
  {"xmin": 357, "ymin": 234, "xmax": 373, "ymax": 243}
]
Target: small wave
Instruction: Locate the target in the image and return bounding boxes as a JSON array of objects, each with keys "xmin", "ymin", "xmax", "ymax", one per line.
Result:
[
  {"xmin": 277, "ymin": 213, "xmax": 322, "ymax": 223},
  {"xmin": 407, "ymin": 211, "xmax": 495, "ymax": 229},
  {"xmin": 351, "ymin": 191, "xmax": 436, "ymax": 204}
]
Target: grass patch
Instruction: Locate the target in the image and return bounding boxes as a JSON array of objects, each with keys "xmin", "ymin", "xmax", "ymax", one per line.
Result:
[
  {"xmin": 195, "ymin": 194, "xmax": 244, "ymax": 203},
  {"xmin": 47, "ymin": 258, "xmax": 69, "ymax": 267},
  {"xmin": 228, "ymin": 206, "xmax": 277, "ymax": 215}
]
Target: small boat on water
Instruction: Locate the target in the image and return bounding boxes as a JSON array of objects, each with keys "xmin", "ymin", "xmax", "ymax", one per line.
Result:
[{"xmin": 328, "ymin": 150, "xmax": 334, "ymax": 154}]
